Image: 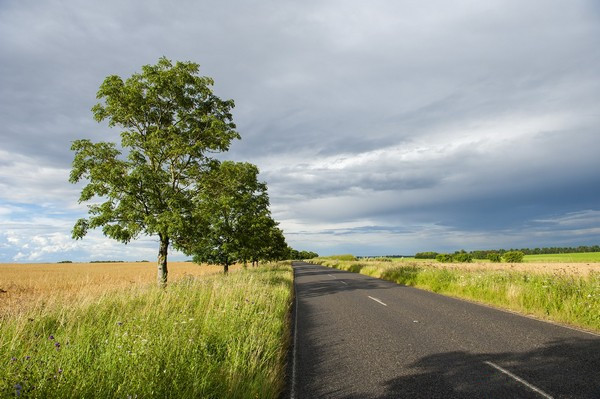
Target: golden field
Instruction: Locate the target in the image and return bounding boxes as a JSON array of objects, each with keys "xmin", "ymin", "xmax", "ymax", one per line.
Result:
[
  {"xmin": 389, "ymin": 258, "xmax": 600, "ymax": 276},
  {"xmin": 0, "ymin": 261, "xmax": 240, "ymax": 315}
]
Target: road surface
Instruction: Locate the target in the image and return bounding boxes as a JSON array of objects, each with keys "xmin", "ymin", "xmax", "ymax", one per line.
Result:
[{"xmin": 289, "ymin": 262, "xmax": 600, "ymax": 398}]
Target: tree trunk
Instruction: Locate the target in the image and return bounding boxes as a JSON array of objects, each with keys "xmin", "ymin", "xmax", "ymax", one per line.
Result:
[
  {"xmin": 224, "ymin": 262, "xmax": 229, "ymax": 274},
  {"xmin": 157, "ymin": 234, "xmax": 169, "ymax": 288}
]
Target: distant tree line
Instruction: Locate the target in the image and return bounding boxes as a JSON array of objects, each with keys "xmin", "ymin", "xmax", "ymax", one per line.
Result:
[
  {"xmin": 414, "ymin": 252, "xmax": 438, "ymax": 259},
  {"xmin": 433, "ymin": 250, "xmax": 525, "ymax": 263},
  {"xmin": 416, "ymin": 245, "xmax": 600, "ymax": 261},
  {"xmin": 288, "ymin": 249, "xmax": 319, "ymax": 260},
  {"xmin": 89, "ymin": 260, "xmax": 125, "ymax": 263}
]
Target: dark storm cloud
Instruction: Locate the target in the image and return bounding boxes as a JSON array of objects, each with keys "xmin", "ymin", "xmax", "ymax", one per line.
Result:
[{"xmin": 1, "ymin": 0, "xmax": 599, "ymax": 258}]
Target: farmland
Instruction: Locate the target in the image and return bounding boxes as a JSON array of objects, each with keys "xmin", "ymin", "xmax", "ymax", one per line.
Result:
[
  {"xmin": 363, "ymin": 255, "xmax": 600, "ymax": 276},
  {"xmin": 0, "ymin": 262, "xmax": 243, "ymax": 316},
  {"xmin": 523, "ymin": 252, "xmax": 600, "ymax": 263},
  {"xmin": 0, "ymin": 262, "xmax": 292, "ymax": 398}
]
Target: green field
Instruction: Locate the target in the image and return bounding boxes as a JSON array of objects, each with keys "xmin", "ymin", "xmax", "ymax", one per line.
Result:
[
  {"xmin": 523, "ymin": 252, "xmax": 600, "ymax": 263},
  {"xmin": 1, "ymin": 264, "xmax": 292, "ymax": 398}
]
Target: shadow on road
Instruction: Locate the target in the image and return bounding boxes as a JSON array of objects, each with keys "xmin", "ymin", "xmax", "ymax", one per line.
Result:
[{"xmin": 373, "ymin": 337, "xmax": 600, "ymax": 398}]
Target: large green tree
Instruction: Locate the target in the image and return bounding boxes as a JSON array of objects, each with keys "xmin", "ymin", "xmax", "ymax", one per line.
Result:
[
  {"xmin": 191, "ymin": 161, "xmax": 282, "ymax": 273},
  {"xmin": 70, "ymin": 57, "xmax": 239, "ymax": 287}
]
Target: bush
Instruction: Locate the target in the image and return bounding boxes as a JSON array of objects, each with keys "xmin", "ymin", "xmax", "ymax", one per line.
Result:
[
  {"xmin": 435, "ymin": 254, "xmax": 453, "ymax": 263},
  {"xmin": 453, "ymin": 253, "xmax": 473, "ymax": 263},
  {"xmin": 503, "ymin": 251, "xmax": 524, "ymax": 263},
  {"xmin": 415, "ymin": 252, "xmax": 439, "ymax": 259},
  {"xmin": 487, "ymin": 253, "xmax": 502, "ymax": 263},
  {"xmin": 57, "ymin": 260, "xmax": 73, "ymax": 263}
]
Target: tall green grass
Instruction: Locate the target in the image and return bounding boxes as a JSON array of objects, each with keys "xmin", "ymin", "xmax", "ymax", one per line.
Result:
[
  {"xmin": 312, "ymin": 259, "xmax": 600, "ymax": 332},
  {"xmin": 0, "ymin": 263, "xmax": 293, "ymax": 398}
]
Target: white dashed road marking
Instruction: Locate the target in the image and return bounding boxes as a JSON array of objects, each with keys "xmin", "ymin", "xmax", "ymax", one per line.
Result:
[
  {"xmin": 368, "ymin": 296, "xmax": 388, "ymax": 306},
  {"xmin": 484, "ymin": 361, "xmax": 553, "ymax": 399}
]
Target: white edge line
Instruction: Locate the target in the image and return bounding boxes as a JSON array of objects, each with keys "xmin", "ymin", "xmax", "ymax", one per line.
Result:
[
  {"xmin": 290, "ymin": 276, "xmax": 299, "ymax": 399},
  {"xmin": 484, "ymin": 361, "xmax": 554, "ymax": 399},
  {"xmin": 327, "ymin": 274, "xmax": 336, "ymax": 279},
  {"xmin": 367, "ymin": 295, "xmax": 388, "ymax": 306},
  {"xmin": 340, "ymin": 280, "xmax": 348, "ymax": 285}
]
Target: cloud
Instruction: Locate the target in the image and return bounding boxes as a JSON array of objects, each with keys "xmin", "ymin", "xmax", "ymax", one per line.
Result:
[
  {"xmin": 0, "ymin": 203, "xmax": 187, "ymax": 262},
  {"xmin": 1, "ymin": 0, "xmax": 599, "ymax": 258},
  {"xmin": 0, "ymin": 150, "xmax": 80, "ymax": 207}
]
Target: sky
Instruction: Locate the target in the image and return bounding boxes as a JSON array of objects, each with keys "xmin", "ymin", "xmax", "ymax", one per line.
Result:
[{"xmin": 1, "ymin": 0, "xmax": 600, "ymax": 262}]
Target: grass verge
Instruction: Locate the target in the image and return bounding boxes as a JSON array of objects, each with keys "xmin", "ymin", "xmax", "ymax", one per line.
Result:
[
  {"xmin": 0, "ymin": 263, "xmax": 293, "ymax": 398},
  {"xmin": 312, "ymin": 259, "xmax": 600, "ymax": 333}
]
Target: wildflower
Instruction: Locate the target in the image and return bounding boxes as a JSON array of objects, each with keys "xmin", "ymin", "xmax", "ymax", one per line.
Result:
[
  {"xmin": 117, "ymin": 321, "xmax": 123, "ymax": 326},
  {"xmin": 25, "ymin": 356, "xmax": 30, "ymax": 361},
  {"xmin": 55, "ymin": 342, "xmax": 61, "ymax": 350},
  {"xmin": 49, "ymin": 335, "xmax": 55, "ymax": 340},
  {"xmin": 58, "ymin": 368, "xmax": 63, "ymax": 374},
  {"xmin": 11, "ymin": 357, "xmax": 17, "ymax": 363}
]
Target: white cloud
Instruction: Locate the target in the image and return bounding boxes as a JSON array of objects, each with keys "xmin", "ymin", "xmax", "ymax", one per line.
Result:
[
  {"xmin": 1, "ymin": 0, "xmax": 600, "ymax": 257},
  {"xmin": 0, "ymin": 150, "xmax": 80, "ymax": 207}
]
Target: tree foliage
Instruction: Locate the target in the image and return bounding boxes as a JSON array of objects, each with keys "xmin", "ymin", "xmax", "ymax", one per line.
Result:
[
  {"xmin": 288, "ymin": 249, "xmax": 319, "ymax": 260},
  {"xmin": 452, "ymin": 252, "xmax": 473, "ymax": 263},
  {"xmin": 190, "ymin": 161, "xmax": 288, "ymax": 272},
  {"xmin": 435, "ymin": 254, "xmax": 453, "ymax": 263},
  {"xmin": 503, "ymin": 251, "xmax": 525, "ymax": 263},
  {"xmin": 487, "ymin": 252, "xmax": 502, "ymax": 262},
  {"xmin": 70, "ymin": 57, "xmax": 239, "ymax": 286},
  {"xmin": 415, "ymin": 252, "xmax": 439, "ymax": 259}
]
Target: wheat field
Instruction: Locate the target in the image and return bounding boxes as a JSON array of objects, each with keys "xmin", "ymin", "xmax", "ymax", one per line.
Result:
[
  {"xmin": 0, "ymin": 261, "xmax": 240, "ymax": 315},
  {"xmin": 386, "ymin": 258, "xmax": 600, "ymax": 276}
]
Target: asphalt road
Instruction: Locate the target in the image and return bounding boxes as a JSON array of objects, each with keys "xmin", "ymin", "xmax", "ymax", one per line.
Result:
[{"xmin": 289, "ymin": 262, "xmax": 600, "ymax": 399}]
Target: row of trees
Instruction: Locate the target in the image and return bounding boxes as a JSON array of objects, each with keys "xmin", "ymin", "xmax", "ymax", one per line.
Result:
[
  {"xmin": 70, "ymin": 58, "xmax": 296, "ymax": 286},
  {"xmin": 189, "ymin": 161, "xmax": 288, "ymax": 273},
  {"xmin": 288, "ymin": 249, "xmax": 319, "ymax": 260}
]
